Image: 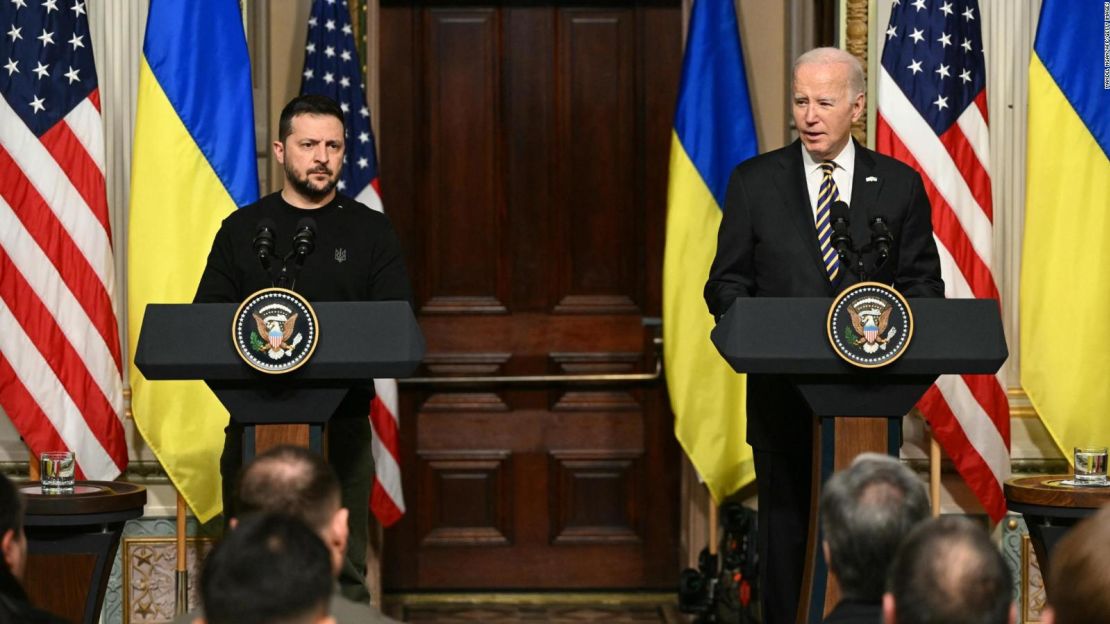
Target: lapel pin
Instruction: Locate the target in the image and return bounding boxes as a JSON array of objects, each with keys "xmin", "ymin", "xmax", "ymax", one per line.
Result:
[{"xmin": 865, "ymin": 176, "xmax": 878, "ymax": 182}]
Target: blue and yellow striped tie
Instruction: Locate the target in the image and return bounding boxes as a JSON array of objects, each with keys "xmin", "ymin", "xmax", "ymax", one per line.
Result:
[{"xmin": 816, "ymin": 162, "xmax": 840, "ymax": 282}]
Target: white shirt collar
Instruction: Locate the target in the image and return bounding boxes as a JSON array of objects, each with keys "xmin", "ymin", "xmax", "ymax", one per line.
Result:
[
  {"xmin": 801, "ymin": 139, "xmax": 857, "ymax": 212},
  {"xmin": 800, "ymin": 139, "xmax": 855, "ymax": 175}
]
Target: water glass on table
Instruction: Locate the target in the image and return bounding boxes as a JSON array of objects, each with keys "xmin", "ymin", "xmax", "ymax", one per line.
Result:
[
  {"xmin": 1074, "ymin": 446, "xmax": 1108, "ymax": 485},
  {"xmin": 39, "ymin": 451, "xmax": 75, "ymax": 495}
]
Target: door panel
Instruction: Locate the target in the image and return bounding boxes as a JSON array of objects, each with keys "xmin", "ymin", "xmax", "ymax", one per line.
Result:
[
  {"xmin": 381, "ymin": 0, "xmax": 682, "ymax": 590},
  {"xmin": 422, "ymin": 8, "xmax": 508, "ymax": 313}
]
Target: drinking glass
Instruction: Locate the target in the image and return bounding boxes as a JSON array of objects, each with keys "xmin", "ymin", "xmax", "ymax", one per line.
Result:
[
  {"xmin": 40, "ymin": 451, "xmax": 75, "ymax": 494},
  {"xmin": 1074, "ymin": 447, "xmax": 1108, "ymax": 485}
]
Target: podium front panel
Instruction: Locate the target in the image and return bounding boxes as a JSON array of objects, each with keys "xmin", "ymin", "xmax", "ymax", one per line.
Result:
[
  {"xmin": 711, "ymin": 297, "xmax": 1007, "ymax": 376},
  {"xmin": 136, "ymin": 301, "xmax": 424, "ymax": 381}
]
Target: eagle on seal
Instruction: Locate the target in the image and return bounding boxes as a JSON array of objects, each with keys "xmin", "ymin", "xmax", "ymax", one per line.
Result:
[
  {"xmin": 848, "ymin": 306, "xmax": 892, "ymax": 354},
  {"xmin": 253, "ymin": 313, "xmax": 298, "ymax": 354}
]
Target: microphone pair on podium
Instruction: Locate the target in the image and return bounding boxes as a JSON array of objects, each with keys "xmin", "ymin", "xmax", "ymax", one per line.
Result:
[
  {"xmin": 829, "ymin": 201, "xmax": 893, "ymax": 280},
  {"xmin": 252, "ymin": 218, "xmax": 316, "ymax": 289}
]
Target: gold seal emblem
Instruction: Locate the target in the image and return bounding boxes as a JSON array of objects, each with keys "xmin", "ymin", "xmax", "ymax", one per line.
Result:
[
  {"xmin": 826, "ymin": 282, "xmax": 914, "ymax": 368},
  {"xmin": 232, "ymin": 288, "xmax": 319, "ymax": 374}
]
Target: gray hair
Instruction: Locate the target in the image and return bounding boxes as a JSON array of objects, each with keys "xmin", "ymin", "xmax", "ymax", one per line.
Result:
[
  {"xmin": 793, "ymin": 46, "xmax": 865, "ymax": 97},
  {"xmin": 819, "ymin": 453, "xmax": 929, "ymax": 601}
]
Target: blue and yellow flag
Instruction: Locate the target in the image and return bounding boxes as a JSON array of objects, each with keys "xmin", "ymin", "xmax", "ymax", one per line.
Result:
[
  {"xmin": 1021, "ymin": 0, "xmax": 1110, "ymax": 464},
  {"xmin": 663, "ymin": 0, "xmax": 758, "ymax": 502},
  {"xmin": 128, "ymin": 0, "xmax": 259, "ymax": 522}
]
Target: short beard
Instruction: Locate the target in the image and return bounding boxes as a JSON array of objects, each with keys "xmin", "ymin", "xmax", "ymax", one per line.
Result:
[{"xmin": 284, "ymin": 160, "xmax": 339, "ymax": 202}]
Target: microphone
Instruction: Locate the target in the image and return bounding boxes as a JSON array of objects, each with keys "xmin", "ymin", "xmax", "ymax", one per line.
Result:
[
  {"xmin": 292, "ymin": 217, "xmax": 316, "ymax": 258},
  {"xmin": 829, "ymin": 201, "xmax": 853, "ymax": 260},
  {"xmin": 870, "ymin": 217, "xmax": 893, "ymax": 260},
  {"xmin": 252, "ymin": 219, "xmax": 276, "ymax": 269},
  {"xmin": 280, "ymin": 217, "xmax": 317, "ymax": 290}
]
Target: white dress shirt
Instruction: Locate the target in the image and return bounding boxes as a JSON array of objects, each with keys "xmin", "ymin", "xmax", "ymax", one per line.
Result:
[{"xmin": 801, "ymin": 140, "xmax": 855, "ymax": 223}]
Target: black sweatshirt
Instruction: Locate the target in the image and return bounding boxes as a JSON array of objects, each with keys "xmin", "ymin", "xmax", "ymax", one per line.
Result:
[{"xmin": 193, "ymin": 191, "xmax": 412, "ymax": 305}]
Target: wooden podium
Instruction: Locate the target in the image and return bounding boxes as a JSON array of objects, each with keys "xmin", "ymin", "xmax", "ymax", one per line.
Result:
[
  {"xmin": 711, "ymin": 297, "xmax": 1007, "ymax": 623},
  {"xmin": 135, "ymin": 301, "xmax": 425, "ymax": 458}
]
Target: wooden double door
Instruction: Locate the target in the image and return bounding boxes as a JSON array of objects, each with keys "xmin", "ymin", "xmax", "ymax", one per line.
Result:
[{"xmin": 379, "ymin": 0, "xmax": 683, "ymax": 590}]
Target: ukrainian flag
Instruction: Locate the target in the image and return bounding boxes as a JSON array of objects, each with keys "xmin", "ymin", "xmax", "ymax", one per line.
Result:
[
  {"xmin": 128, "ymin": 0, "xmax": 258, "ymax": 522},
  {"xmin": 1021, "ymin": 0, "xmax": 1110, "ymax": 465},
  {"xmin": 663, "ymin": 0, "xmax": 758, "ymax": 502}
]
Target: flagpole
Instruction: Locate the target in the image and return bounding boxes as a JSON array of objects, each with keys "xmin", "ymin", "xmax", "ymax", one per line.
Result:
[
  {"xmin": 707, "ymin": 490, "xmax": 718, "ymax": 557},
  {"xmin": 175, "ymin": 492, "xmax": 188, "ymax": 615},
  {"xmin": 28, "ymin": 449, "xmax": 40, "ymax": 481},
  {"xmin": 929, "ymin": 433, "xmax": 941, "ymax": 517}
]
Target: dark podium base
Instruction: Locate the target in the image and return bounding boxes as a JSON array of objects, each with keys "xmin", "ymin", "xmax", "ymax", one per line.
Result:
[{"xmin": 21, "ymin": 481, "xmax": 146, "ymax": 624}]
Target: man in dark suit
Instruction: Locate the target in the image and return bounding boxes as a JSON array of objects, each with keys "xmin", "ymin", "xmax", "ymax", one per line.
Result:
[
  {"xmin": 820, "ymin": 454, "xmax": 929, "ymax": 624},
  {"xmin": 173, "ymin": 446, "xmax": 399, "ymax": 624},
  {"xmin": 704, "ymin": 47, "xmax": 944, "ymax": 623}
]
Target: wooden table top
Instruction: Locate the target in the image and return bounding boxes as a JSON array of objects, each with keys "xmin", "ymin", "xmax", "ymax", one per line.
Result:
[
  {"xmin": 19, "ymin": 481, "xmax": 146, "ymax": 516},
  {"xmin": 1004, "ymin": 475, "xmax": 1110, "ymax": 510}
]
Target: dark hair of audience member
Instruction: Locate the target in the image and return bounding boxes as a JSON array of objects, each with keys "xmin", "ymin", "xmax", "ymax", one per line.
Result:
[
  {"xmin": 200, "ymin": 513, "xmax": 333, "ymax": 624},
  {"xmin": 888, "ymin": 516, "xmax": 1012, "ymax": 624},
  {"xmin": 0, "ymin": 473, "xmax": 27, "ymax": 601},
  {"xmin": 1045, "ymin": 503, "xmax": 1110, "ymax": 623},
  {"xmin": 235, "ymin": 445, "xmax": 341, "ymax": 532},
  {"xmin": 820, "ymin": 454, "xmax": 929, "ymax": 601}
]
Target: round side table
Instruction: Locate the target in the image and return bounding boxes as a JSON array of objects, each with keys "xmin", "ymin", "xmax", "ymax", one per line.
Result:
[
  {"xmin": 1004, "ymin": 474, "xmax": 1110, "ymax": 588},
  {"xmin": 20, "ymin": 481, "xmax": 147, "ymax": 624}
]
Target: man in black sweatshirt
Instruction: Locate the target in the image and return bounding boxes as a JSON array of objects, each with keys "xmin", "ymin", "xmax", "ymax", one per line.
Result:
[{"xmin": 194, "ymin": 94, "xmax": 411, "ymax": 604}]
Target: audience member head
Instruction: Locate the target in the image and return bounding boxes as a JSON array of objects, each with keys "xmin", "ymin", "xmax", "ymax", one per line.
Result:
[
  {"xmin": 820, "ymin": 452, "xmax": 929, "ymax": 602},
  {"xmin": 235, "ymin": 445, "xmax": 348, "ymax": 575},
  {"xmin": 199, "ymin": 513, "xmax": 335, "ymax": 624},
  {"xmin": 0, "ymin": 473, "xmax": 27, "ymax": 580},
  {"xmin": 1042, "ymin": 503, "xmax": 1110, "ymax": 623},
  {"xmin": 884, "ymin": 516, "xmax": 1014, "ymax": 624}
]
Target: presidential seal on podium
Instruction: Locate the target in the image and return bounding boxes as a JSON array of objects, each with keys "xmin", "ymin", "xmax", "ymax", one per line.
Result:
[
  {"xmin": 827, "ymin": 282, "xmax": 913, "ymax": 369},
  {"xmin": 232, "ymin": 288, "xmax": 319, "ymax": 374}
]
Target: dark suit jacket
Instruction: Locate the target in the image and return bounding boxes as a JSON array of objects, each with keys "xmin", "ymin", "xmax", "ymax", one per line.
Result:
[
  {"xmin": 822, "ymin": 599, "xmax": 882, "ymax": 624},
  {"xmin": 704, "ymin": 139, "xmax": 943, "ymax": 450}
]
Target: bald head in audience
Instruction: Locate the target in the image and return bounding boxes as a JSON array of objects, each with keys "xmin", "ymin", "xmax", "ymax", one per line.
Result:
[
  {"xmin": 883, "ymin": 516, "xmax": 1015, "ymax": 624},
  {"xmin": 217, "ymin": 445, "xmax": 400, "ymax": 624},
  {"xmin": 235, "ymin": 445, "xmax": 349, "ymax": 576},
  {"xmin": 1042, "ymin": 503, "xmax": 1110, "ymax": 623}
]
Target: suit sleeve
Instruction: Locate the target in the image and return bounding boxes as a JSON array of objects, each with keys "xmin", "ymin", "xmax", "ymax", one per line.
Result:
[
  {"xmin": 193, "ymin": 222, "xmax": 242, "ymax": 303},
  {"xmin": 704, "ymin": 166, "xmax": 756, "ymax": 319},
  {"xmin": 893, "ymin": 171, "xmax": 944, "ymax": 298}
]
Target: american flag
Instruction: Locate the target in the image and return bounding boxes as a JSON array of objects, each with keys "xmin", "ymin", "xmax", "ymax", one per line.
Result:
[
  {"xmin": 0, "ymin": 0, "xmax": 127, "ymax": 480},
  {"xmin": 299, "ymin": 0, "xmax": 405, "ymax": 526},
  {"xmin": 877, "ymin": 0, "xmax": 1010, "ymax": 521}
]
